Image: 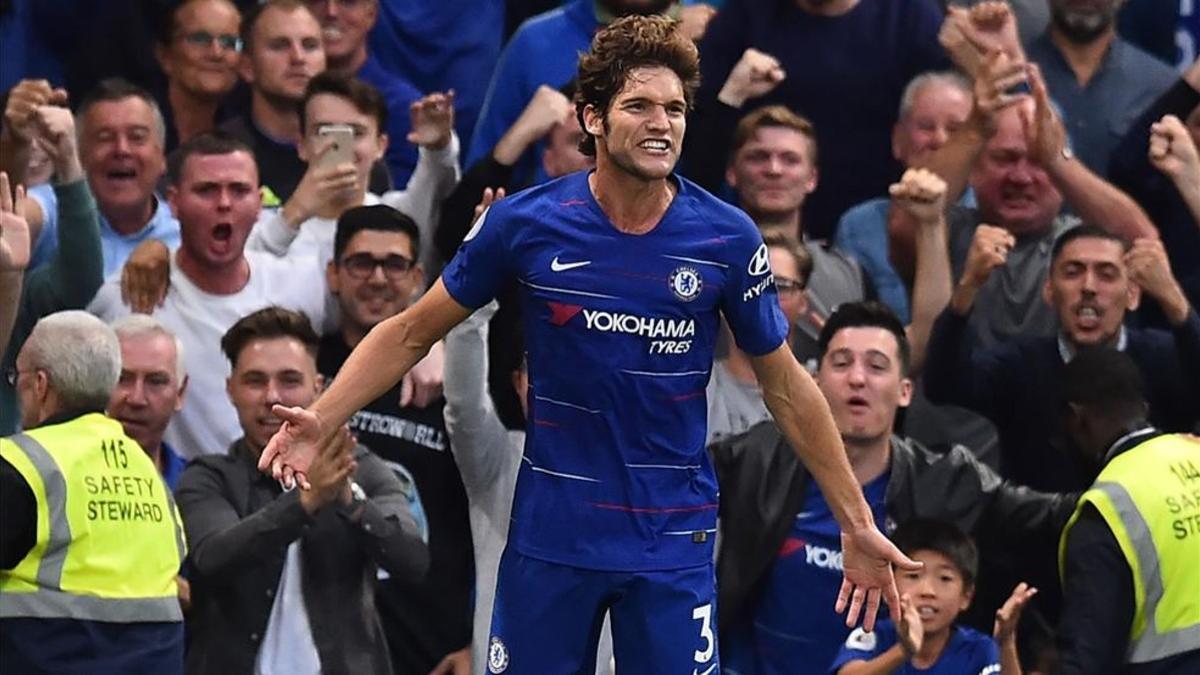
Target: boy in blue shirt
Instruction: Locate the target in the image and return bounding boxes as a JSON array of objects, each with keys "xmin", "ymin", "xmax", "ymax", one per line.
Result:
[{"xmin": 832, "ymin": 519, "xmax": 1035, "ymax": 675}]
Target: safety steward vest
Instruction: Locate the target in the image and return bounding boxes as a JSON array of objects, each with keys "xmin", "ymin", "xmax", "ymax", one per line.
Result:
[
  {"xmin": 1059, "ymin": 433, "xmax": 1200, "ymax": 664},
  {"xmin": 0, "ymin": 413, "xmax": 186, "ymax": 623}
]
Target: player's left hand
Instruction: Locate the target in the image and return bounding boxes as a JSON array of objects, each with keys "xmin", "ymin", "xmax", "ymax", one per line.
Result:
[{"xmin": 837, "ymin": 525, "xmax": 922, "ymax": 631}]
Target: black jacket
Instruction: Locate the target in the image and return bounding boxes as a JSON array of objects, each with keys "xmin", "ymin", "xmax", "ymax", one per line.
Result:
[
  {"xmin": 710, "ymin": 423, "xmax": 1076, "ymax": 632},
  {"xmin": 176, "ymin": 440, "xmax": 429, "ymax": 675}
]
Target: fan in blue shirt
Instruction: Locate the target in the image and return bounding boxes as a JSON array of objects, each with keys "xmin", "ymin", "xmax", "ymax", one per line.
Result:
[
  {"xmin": 831, "ymin": 519, "xmax": 1035, "ymax": 675},
  {"xmin": 259, "ymin": 15, "xmax": 916, "ymax": 674}
]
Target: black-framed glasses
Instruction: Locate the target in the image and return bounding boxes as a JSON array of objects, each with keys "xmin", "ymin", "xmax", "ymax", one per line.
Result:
[
  {"xmin": 179, "ymin": 31, "xmax": 243, "ymax": 52},
  {"xmin": 339, "ymin": 253, "xmax": 415, "ymax": 280},
  {"xmin": 775, "ymin": 277, "xmax": 806, "ymax": 294}
]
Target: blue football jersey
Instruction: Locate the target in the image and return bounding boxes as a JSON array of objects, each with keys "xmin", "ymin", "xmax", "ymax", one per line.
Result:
[
  {"xmin": 828, "ymin": 621, "xmax": 1001, "ymax": 675},
  {"xmin": 442, "ymin": 171, "xmax": 788, "ymax": 570}
]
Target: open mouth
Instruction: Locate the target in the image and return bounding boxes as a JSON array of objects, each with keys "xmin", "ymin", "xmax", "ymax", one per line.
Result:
[
  {"xmin": 916, "ymin": 605, "xmax": 938, "ymax": 618},
  {"xmin": 846, "ymin": 395, "xmax": 870, "ymax": 413},
  {"xmin": 1075, "ymin": 304, "xmax": 1101, "ymax": 329},
  {"xmin": 639, "ymin": 139, "xmax": 670, "ymax": 153},
  {"xmin": 106, "ymin": 168, "xmax": 138, "ymax": 184},
  {"xmin": 322, "ymin": 26, "xmax": 343, "ymax": 41},
  {"xmin": 213, "ymin": 223, "xmax": 233, "ymax": 242}
]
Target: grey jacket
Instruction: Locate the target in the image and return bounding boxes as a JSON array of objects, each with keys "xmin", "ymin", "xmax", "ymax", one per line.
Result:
[{"xmin": 176, "ymin": 439, "xmax": 429, "ymax": 675}]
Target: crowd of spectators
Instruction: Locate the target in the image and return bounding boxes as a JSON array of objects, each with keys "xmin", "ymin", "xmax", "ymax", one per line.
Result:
[{"xmin": 1, "ymin": 1, "xmax": 1198, "ymax": 674}]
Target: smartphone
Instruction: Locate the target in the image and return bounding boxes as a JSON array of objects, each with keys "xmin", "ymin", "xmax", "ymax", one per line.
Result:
[{"xmin": 317, "ymin": 124, "xmax": 356, "ymax": 169}]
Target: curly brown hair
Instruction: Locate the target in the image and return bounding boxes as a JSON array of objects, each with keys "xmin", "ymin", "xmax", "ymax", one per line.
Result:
[{"xmin": 574, "ymin": 14, "xmax": 700, "ymax": 157}]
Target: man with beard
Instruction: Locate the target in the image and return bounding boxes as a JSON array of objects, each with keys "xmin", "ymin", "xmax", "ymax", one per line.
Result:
[
  {"xmin": 467, "ymin": 0, "xmax": 711, "ymax": 188},
  {"xmin": 1025, "ymin": 0, "xmax": 1176, "ymax": 176},
  {"xmin": 925, "ymin": 225, "xmax": 1200, "ymax": 493},
  {"xmin": 317, "ymin": 205, "xmax": 473, "ymax": 675},
  {"xmin": 260, "ymin": 16, "xmax": 914, "ymax": 673}
]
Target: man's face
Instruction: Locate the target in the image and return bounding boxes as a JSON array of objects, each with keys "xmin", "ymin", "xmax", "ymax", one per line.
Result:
[
  {"xmin": 108, "ymin": 332, "xmax": 186, "ymax": 453},
  {"xmin": 159, "ymin": 0, "xmax": 242, "ymax": 100},
  {"xmin": 584, "ymin": 66, "xmax": 687, "ymax": 181},
  {"xmin": 300, "ymin": 93, "xmax": 387, "ymax": 190},
  {"xmin": 170, "ymin": 150, "xmax": 261, "ymax": 269},
  {"xmin": 81, "ymin": 97, "xmax": 167, "ymax": 218},
  {"xmin": 768, "ymin": 246, "xmax": 808, "ymax": 327},
  {"xmin": 542, "ymin": 112, "xmax": 593, "ymax": 178},
  {"xmin": 1050, "ymin": 0, "xmax": 1122, "ymax": 44},
  {"xmin": 893, "ymin": 82, "xmax": 972, "ymax": 166},
  {"xmin": 1045, "ymin": 236, "xmax": 1138, "ymax": 347},
  {"xmin": 817, "ymin": 326, "xmax": 912, "ymax": 445},
  {"xmin": 896, "ymin": 549, "xmax": 973, "ymax": 638},
  {"xmin": 327, "ymin": 229, "xmax": 421, "ymax": 333},
  {"xmin": 727, "ymin": 126, "xmax": 818, "ymax": 222},
  {"xmin": 306, "ymin": 0, "xmax": 376, "ymax": 64},
  {"xmin": 971, "ymin": 107, "xmax": 1063, "ymax": 236},
  {"xmin": 242, "ymin": 5, "xmax": 325, "ymax": 103},
  {"xmin": 227, "ymin": 336, "xmax": 321, "ymax": 451}
]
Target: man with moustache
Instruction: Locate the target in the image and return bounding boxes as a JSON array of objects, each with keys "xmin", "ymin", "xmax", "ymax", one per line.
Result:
[
  {"xmin": 89, "ymin": 132, "xmax": 327, "ymax": 460},
  {"xmin": 1026, "ymin": 0, "xmax": 1176, "ymax": 176},
  {"xmin": 925, "ymin": 226, "xmax": 1200, "ymax": 493}
]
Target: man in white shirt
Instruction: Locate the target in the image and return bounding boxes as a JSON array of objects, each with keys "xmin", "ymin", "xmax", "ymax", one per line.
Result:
[
  {"xmin": 247, "ymin": 72, "xmax": 459, "ymax": 281},
  {"xmin": 90, "ymin": 132, "xmax": 326, "ymax": 459}
]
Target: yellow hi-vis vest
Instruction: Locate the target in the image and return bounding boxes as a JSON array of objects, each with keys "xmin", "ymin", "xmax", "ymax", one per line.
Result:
[
  {"xmin": 1060, "ymin": 433, "xmax": 1200, "ymax": 664},
  {"xmin": 0, "ymin": 413, "xmax": 186, "ymax": 623}
]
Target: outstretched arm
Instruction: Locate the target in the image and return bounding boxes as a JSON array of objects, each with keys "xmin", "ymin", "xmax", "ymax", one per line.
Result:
[
  {"xmin": 750, "ymin": 345, "xmax": 920, "ymax": 631},
  {"xmin": 260, "ymin": 279, "xmax": 472, "ymax": 484}
]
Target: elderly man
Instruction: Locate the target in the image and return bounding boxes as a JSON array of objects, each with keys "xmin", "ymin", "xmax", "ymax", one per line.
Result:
[
  {"xmin": 108, "ymin": 315, "xmax": 189, "ymax": 490},
  {"xmin": 926, "ymin": 226, "xmax": 1200, "ymax": 493},
  {"xmin": 176, "ymin": 306, "xmax": 428, "ymax": 674},
  {"xmin": 2, "ymin": 77, "xmax": 180, "ymax": 279},
  {"xmin": 0, "ymin": 311, "xmax": 186, "ymax": 673}
]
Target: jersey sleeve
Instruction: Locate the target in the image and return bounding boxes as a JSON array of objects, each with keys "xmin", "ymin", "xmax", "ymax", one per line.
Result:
[
  {"xmin": 719, "ymin": 221, "xmax": 789, "ymax": 357},
  {"xmin": 828, "ymin": 625, "xmax": 892, "ymax": 673},
  {"xmin": 974, "ymin": 634, "xmax": 1001, "ymax": 674},
  {"xmin": 439, "ymin": 204, "xmax": 513, "ymax": 310}
]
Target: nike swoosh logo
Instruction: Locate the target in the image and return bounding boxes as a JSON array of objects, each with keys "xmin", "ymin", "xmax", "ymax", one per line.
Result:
[
  {"xmin": 551, "ymin": 256, "xmax": 591, "ymax": 272},
  {"xmin": 693, "ymin": 663, "xmax": 717, "ymax": 675}
]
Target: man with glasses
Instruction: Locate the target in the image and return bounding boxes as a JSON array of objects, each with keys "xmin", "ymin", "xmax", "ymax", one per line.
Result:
[
  {"xmin": 154, "ymin": 0, "xmax": 243, "ymax": 150},
  {"xmin": 318, "ymin": 204, "xmax": 473, "ymax": 674}
]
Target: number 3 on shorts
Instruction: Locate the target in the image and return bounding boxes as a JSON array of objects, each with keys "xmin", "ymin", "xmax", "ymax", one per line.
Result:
[{"xmin": 693, "ymin": 603, "xmax": 714, "ymax": 664}]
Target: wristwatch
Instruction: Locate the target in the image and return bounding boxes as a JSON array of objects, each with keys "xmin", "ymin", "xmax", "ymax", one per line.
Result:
[{"xmin": 338, "ymin": 479, "xmax": 368, "ymax": 521}]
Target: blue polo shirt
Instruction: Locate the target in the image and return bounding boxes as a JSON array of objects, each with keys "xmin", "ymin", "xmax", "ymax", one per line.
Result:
[
  {"xmin": 829, "ymin": 621, "xmax": 999, "ymax": 674},
  {"xmin": 27, "ymin": 184, "xmax": 180, "ymax": 278}
]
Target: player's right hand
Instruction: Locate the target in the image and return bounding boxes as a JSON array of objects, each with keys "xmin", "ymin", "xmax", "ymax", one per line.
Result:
[{"xmin": 258, "ymin": 404, "xmax": 329, "ymax": 490}]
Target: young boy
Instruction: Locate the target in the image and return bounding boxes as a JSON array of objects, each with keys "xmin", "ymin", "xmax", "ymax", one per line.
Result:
[{"xmin": 831, "ymin": 519, "xmax": 1036, "ymax": 675}]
